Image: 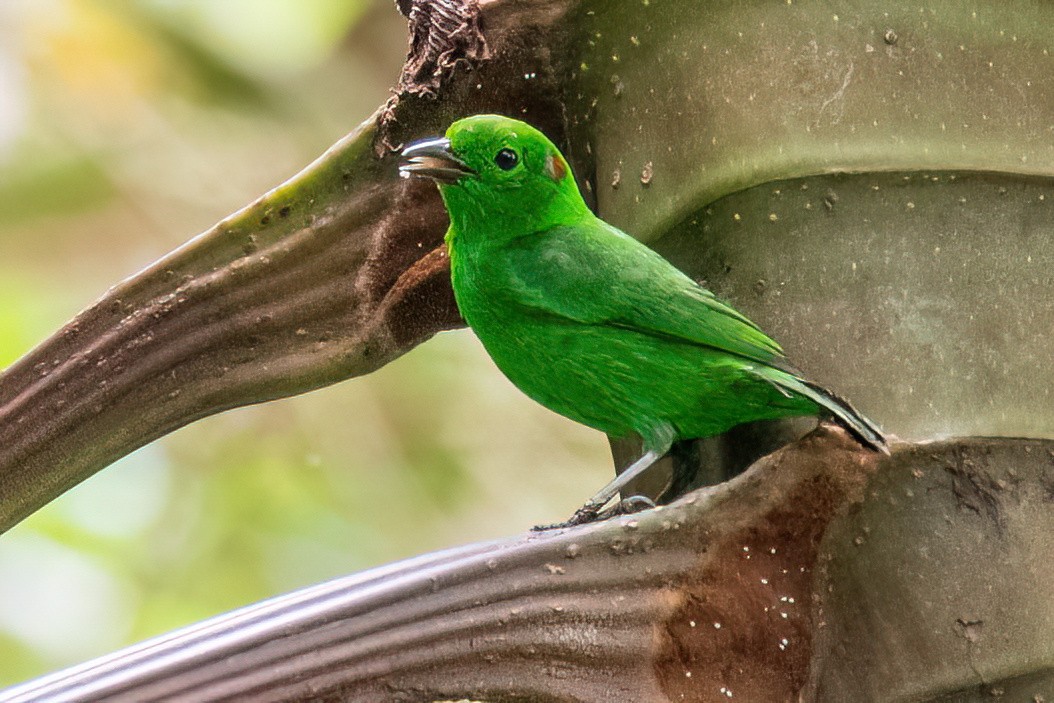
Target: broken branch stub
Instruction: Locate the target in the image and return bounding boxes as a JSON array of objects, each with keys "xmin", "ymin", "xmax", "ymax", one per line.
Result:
[{"xmin": 0, "ymin": 0, "xmax": 578, "ymax": 532}]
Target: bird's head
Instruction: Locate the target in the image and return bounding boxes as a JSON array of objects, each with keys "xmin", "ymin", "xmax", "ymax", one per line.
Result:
[{"xmin": 400, "ymin": 115, "xmax": 589, "ymax": 242}]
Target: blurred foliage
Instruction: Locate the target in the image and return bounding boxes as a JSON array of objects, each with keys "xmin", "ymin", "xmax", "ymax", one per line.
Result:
[{"xmin": 0, "ymin": 0, "xmax": 610, "ymax": 686}]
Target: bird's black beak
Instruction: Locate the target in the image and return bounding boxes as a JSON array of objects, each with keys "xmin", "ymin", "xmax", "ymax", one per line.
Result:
[{"xmin": 399, "ymin": 137, "xmax": 476, "ymax": 184}]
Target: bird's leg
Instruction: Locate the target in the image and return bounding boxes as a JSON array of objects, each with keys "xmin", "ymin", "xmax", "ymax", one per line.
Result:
[
  {"xmin": 534, "ymin": 428, "xmax": 675, "ymax": 530},
  {"xmin": 567, "ymin": 494, "xmax": 657, "ymax": 526},
  {"xmin": 569, "ymin": 448, "xmax": 665, "ymax": 522}
]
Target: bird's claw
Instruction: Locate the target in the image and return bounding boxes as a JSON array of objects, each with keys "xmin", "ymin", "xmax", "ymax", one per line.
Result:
[
  {"xmin": 612, "ymin": 495, "xmax": 656, "ymax": 515},
  {"xmin": 531, "ymin": 503, "xmax": 602, "ymax": 531},
  {"xmin": 531, "ymin": 495, "xmax": 656, "ymax": 531}
]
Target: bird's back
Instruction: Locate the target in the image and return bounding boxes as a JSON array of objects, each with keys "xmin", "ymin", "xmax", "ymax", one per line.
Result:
[{"xmin": 446, "ymin": 218, "xmax": 826, "ymax": 446}]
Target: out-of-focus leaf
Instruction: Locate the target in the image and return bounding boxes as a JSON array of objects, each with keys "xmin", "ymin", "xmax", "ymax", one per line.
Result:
[
  {"xmin": 105, "ymin": 0, "xmax": 281, "ymax": 110},
  {"xmin": 0, "ymin": 275, "xmax": 81, "ymax": 369},
  {"xmin": 0, "ymin": 633, "xmax": 42, "ymax": 694},
  {"xmin": 137, "ymin": 0, "xmax": 374, "ymax": 78},
  {"xmin": 0, "ymin": 150, "xmax": 114, "ymax": 228}
]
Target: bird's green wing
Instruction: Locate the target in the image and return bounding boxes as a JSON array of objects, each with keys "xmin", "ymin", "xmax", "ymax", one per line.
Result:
[{"xmin": 500, "ymin": 221, "xmax": 789, "ymax": 368}]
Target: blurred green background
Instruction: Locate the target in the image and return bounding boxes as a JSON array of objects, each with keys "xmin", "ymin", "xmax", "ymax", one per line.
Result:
[{"xmin": 0, "ymin": 0, "xmax": 610, "ymax": 686}]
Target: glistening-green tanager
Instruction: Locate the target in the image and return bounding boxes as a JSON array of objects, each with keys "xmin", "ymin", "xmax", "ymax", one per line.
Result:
[{"xmin": 401, "ymin": 115, "xmax": 885, "ymax": 527}]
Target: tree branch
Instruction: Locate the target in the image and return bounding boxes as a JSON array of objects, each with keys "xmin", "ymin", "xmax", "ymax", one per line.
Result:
[
  {"xmin": 0, "ymin": 0, "xmax": 578, "ymax": 533},
  {"xmin": 4, "ymin": 431, "xmax": 1052, "ymax": 702}
]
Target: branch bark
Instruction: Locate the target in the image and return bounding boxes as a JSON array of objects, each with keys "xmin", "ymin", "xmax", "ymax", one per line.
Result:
[
  {"xmin": 4, "ymin": 432, "xmax": 1051, "ymax": 702},
  {"xmin": 0, "ymin": 0, "xmax": 578, "ymax": 533}
]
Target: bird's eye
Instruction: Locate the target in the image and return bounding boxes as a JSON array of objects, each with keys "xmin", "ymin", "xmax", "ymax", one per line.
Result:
[{"xmin": 494, "ymin": 148, "xmax": 519, "ymax": 170}]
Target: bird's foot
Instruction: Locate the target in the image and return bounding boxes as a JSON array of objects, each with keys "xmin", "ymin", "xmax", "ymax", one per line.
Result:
[
  {"xmin": 610, "ymin": 495, "xmax": 656, "ymax": 516},
  {"xmin": 531, "ymin": 495, "xmax": 656, "ymax": 531},
  {"xmin": 531, "ymin": 503, "xmax": 602, "ymax": 531}
]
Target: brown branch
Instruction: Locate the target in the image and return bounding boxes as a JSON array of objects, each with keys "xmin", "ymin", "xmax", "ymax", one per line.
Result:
[
  {"xmin": 0, "ymin": 0, "xmax": 577, "ymax": 533},
  {"xmin": 0, "ymin": 118, "xmax": 456, "ymax": 532},
  {"xmin": 4, "ymin": 432, "xmax": 1051, "ymax": 702}
]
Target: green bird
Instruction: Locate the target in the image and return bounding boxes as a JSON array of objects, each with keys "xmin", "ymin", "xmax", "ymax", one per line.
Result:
[{"xmin": 400, "ymin": 115, "xmax": 886, "ymax": 527}]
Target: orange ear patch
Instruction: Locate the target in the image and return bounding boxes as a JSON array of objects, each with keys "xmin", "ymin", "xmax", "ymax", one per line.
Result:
[{"xmin": 546, "ymin": 153, "xmax": 567, "ymax": 182}]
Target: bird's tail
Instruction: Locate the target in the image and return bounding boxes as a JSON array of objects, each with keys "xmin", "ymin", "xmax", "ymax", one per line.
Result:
[{"xmin": 753, "ymin": 369, "xmax": 888, "ymax": 454}]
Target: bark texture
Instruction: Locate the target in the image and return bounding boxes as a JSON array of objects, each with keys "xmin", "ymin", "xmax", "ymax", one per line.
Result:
[{"xmin": 3, "ymin": 431, "xmax": 1051, "ymax": 702}]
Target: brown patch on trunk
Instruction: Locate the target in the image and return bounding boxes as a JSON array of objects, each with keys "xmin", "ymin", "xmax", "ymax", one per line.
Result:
[
  {"xmin": 354, "ymin": 177, "xmax": 463, "ymax": 348},
  {"xmin": 355, "ymin": 178, "xmax": 447, "ymax": 302},
  {"xmin": 375, "ymin": 242, "xmax": 461, "ymax": 347},
  {"xmin": 655, "ymin": 427, "xmax": 880, "ymax": 702}
]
